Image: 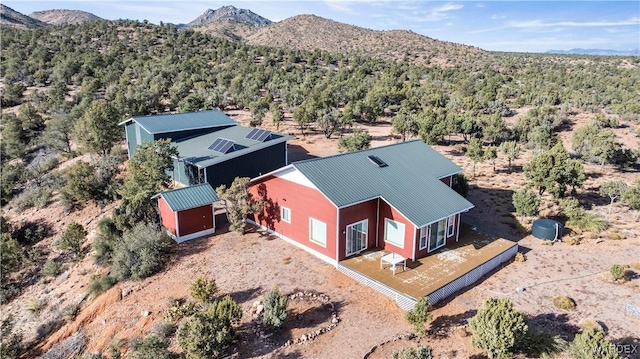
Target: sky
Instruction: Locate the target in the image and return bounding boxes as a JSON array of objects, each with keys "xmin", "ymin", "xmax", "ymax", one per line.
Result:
[{"xmin": 4, "ymin": 1, "xmax": 640, "ymax": 53}]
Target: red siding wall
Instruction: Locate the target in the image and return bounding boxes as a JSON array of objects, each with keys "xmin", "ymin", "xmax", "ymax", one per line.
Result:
[
  {"xmin": 177, "ymin": 205, "xmax": 214, "ymax": 237},
  {"xmin": 377, "ymin": 200, "xmax": 415, "ymax": 260},
  {"xmin": 337, "ymin": 199, "xmax": 378, "ymax": 261},
  {"xmin": 440, "ymin": 175, "xmax": 452, "ymax": 186},
  {"xmin": 249, "ymin": 176, "xmax": 337, "ymax": 260},
  {"xmin": 414, "ymin": 213, "xmax": 461, "ymax": 259},
  {"xmin": 158, "ymin": 197, "xmax": 177, "ymax": 236}
]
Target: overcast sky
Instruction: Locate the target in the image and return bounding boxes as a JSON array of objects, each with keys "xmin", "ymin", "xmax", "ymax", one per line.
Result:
[{"xmin": 5, "ymin": 1, "xmax": 640, "ymax": 53}]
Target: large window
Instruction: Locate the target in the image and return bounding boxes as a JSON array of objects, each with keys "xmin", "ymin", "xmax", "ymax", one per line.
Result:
[
  {"xmin": 428, "ymin": 219, "xmax": 447, "ymax": 252},
  {"xmin": 419, "ymin": 226, "xmax": 428, "ymax": 250},
  {"xmin": 447, "ymin": 215, "xmax": 456, "ymax": 237},
  {"xmin": 384, "ymin": 219, "xmax": 405, "ymax": 248},
  {"xmin": 309, "ymin": 218, "xmax": 327, "ymax": 247},
  {"xmin": 281, "ymin": 206, "xmax": 291, "ymax": 223}
]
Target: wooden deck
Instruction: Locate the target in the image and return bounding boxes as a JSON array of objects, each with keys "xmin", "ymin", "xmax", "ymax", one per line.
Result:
[{"xmin": 338, "ymin": 226, "xmax": 517, "ymax": 305}]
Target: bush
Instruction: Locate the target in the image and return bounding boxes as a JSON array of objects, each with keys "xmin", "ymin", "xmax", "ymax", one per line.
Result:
[
  {"xmin": 469, "ymin": 297, "xmax": 528, "ymax": 359},
  {"xmin": 27, "ymin": 297, "xmax": 45, "ymax": 316},
  {"xmin": 55, "ymin": 222, "xmax": 87, "ymax": 258},
  {"xmin": 64, "ymin": 302, "xmax": 81, "ymax": 321},
  {"xmin": 0, "ymin": 315, "xmax": 23, "ymax": 359},
  {"xmin": 512, "ymin": 189, "xmax": 540, "ymax": 218},
  {"xmin": 262, "ymin": 287, "xmax": 288, "ymax": 328},
  {"xmin": 165, "ymin": 302, "xmax": 197, "ymax": 323},
  {"xmin": 610, "ymin": 264, "xmax": 625, "ymax": 281},
  {"xmin": 129, "ymin": 334, "xmax": 175, "ymax": 359},
  {"xmin": 93, "ymin": 217, "xmax": 120, "ymax": 265},
  {"xmin": 514, "ymin": 252, "xmax": 526, "ymax": 262},
  {"xmin": 517, "ymin": 330, "xmax": 566, "ymax": 358},
  {"xmin": 560, "ymin": 199, "xmax": 607, "ymax": 232},
  {"xmin": 393, "ymin": 346, "xmax": 433, "ymax": 359},
  {"xmin": 551, "ymin": 295, "xmax": 576, "ymax": 310},
  {"xmin": 190, "ymin": 277, "xmax": 218, "ymax": 304},
  {"xmin": 12, "ymin": 220, "xmax": 50, "ymax": 245},
  {"xmin": 567, "ymin": 326, "xmax": 621, "ymax": 359},
  {"xmin": 41, "ymin": 259, "xmax": 64, "ymax": 278},
  {"xmin": 405, "ymin": 297, "xmax": 433, "ymax": 338},
  {"xmin": 10, "ymin": 186, "xmax": 52, "ymax": 211},
  {"xmin": 452, "ymin": 173, "xmax": 469, "ymax": 198},
  {"xmin": 88, "ymin": 275, "xmax": 116, "ymax": 297},
  {"xmin": 151, "ymin": 321, "xmax": 176, "ymax": 339},
  {"xmin": 111, "ymin": 223, "xmax": 172, "ymax": 281}
]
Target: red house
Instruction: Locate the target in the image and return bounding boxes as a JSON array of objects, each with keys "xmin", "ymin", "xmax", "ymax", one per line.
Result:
[
  {"xmin": 153, "ymin": 183, "xmax": 219, "ymax": 243},
  {"xmin": 248, "ymin": 140, "xmax": 474, "ymax": 265}
]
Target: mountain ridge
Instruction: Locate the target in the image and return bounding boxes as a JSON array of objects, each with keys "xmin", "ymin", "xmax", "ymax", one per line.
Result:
[
  {"xmin": 0, "ymin": 4, "xmax": 48, "ymax": 29},
  {"xmin": 186, "ymin": 5, "xmax": 271, "ymax": 28},
  {"xmin": 29, "ymin": 9, "xmax": 102, "ymax": 25},
  {"xmin": 546, "ymin": 48, "xmax": 639, "ymax": 56}
]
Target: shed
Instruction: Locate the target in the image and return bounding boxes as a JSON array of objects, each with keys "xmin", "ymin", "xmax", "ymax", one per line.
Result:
[{"xmin": 153, "ymin": 183, "xmax": 219, "ymax": 242}]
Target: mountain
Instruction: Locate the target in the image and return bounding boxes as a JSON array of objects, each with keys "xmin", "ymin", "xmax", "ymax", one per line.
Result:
[
  {"xmin": 29, "ymin": 9, "xmax": 102, "ymax": 25},
  {"xmin": 245, "ymin": 15, "xmax": 487, "ymax": 66},
  {"xmin": 0, "ymin": 4, "xmax": 48, "ymax": 29},
  {"xmin": 192, "ymin": 19, "xmax": 265, "ymax": 42},
  {"xmin": 546, "ymin": 48, "xmax": 640, "ymax": 56},
  {"xmin": 186, "ymin": 5, "xmax": 272, "ymax": 28}
]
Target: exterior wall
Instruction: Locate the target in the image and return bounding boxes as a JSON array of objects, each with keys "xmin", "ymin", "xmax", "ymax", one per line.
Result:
[
  {"xmin": 377, "ymin": 200, "xmax": 415, "ymax": 260},
  {"xmin": 439, "ymin": 175, "xmax": 452, "ymax": 187},
  {"xmin": 158, "ymin": 197, "xmax": 177, "ymax": 236},
  {"xmin": 337, "ymin": 199, "xmax": 378, "ymax": 261},
  {"xmin": 172, "ymin": 158, "xmax": 202, "ymax": 186},
  {"xmin": 249, "ymin": 175, "xmax": 337, "ymax": 261},
  {"xmin": 176, "ymin": 204, "xmax": 215, "ymax": 237},
  {"xmin": 414, "ymin": 213, "xmax": 461, "ymax": 259},
  {"xmin": 446, "ymin": 213, "xmax": 460, "ymax": 246},
  {"xmin": 206, "ymin": 142, "xmax": 287, "ymax": 189},
  {"xmin": 126, "ymin": 123, "xmax": 153, "ymax": 158}
]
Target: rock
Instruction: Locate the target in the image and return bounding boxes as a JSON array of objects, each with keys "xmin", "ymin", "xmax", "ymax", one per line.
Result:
[
  {"xmin": 331, "ymin": 317, "xmax": 339, "ymax": 324},
  {"xmin": 121, "ymin": 287, "xmax": 133, "ymax": 298},
  {"xmin": 141, "ymin": 311, "xmax": 150, "ymax": 316},
  {"xmin": 301, "ymin": 334, "xmax": 307, "ymax": 341},
  {"xmin": 256, "ymin": 304, "xmax": 264, "ymax": 315},
  {"xmin": 252, "ymin": 300, "xmax": 260, "ymax": 307}
]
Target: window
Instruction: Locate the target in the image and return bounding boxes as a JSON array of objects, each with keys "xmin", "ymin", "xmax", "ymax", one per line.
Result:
[
  {"xmin": 419, "ymin": 226, "xmax": 428, "ymax": 250},
  {"xmin": 428, "ymin": 219, "xmax": 447, "ymax": 252},
  {"xmin": 384, "ymin": 219, "xmax": 405, "ymax": 248},
  {"xmin": 281, "ymin": 206, "xmax": 291, "ymax": 223},
  {"xmin": 447, "ymin": 215, "xmax": 456, "ymax": 237},
  {"xmin": 309, "ymin": 218, "xmax": 327, "ymax": 247}
]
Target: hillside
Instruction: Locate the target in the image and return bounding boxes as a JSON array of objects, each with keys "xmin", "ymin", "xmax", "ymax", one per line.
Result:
[
  {"xmin": 192, "ymin": 19, "xmax": 262, "ymax": 42},
  {"xmin": 0, "ymin": 4, "xmax": 47, "ymax": 29},
  {"xmin": 29, "ymin": 9, "xmax": 102, "ymax": 25},
  {"xmin": 186, "ymin": 5, "xmax": 271, "ymax": 28},
  {"xmin": 245, "ymin": 15, "xmax": 488, "ymax": 66}
]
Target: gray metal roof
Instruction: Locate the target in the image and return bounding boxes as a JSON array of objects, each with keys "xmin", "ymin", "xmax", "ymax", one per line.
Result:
[
  {"xmin": 172, "ymin": 126, "xmax": 292, "ymax": 168},
  {"xmin": 120, "ymin": 110, "xmax": 237, "ymax": 134},
  {"xmin": 154, "ymin": 183, "xmax": 219, "ymax": 212},
  {"xmin": 292, "ymin": 140, "xmax": 473, "ymax": 227}
]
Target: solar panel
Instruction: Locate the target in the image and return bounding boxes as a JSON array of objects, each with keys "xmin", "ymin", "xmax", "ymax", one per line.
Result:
[
  {"xmin": 207, "ymin": 138, "xmax": 224, "ymax": 151},
  {"xmin": 368, "ymin": 155, "xmax": 387, "ymax": 167},
  {"xmin": 255, "ymin": 130, "xmax": 272, "ymax": 142},
  {"xmin": 219, "ymin": 141, "xmax": 235, "ymax": 153},
  {"xmin": 208, "ymin": 138, "xmax": 235, "ymax": 153},
  {"xmin": 245, "ymin": 128, "xmax": 260, "ymax": 139}
]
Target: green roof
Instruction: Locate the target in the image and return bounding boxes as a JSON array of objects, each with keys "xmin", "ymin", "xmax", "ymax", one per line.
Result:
[
  {"xmin": 172, "ymin": 126, "xmax": 292, "ymax": 168},
  {"xmin": 154, "ymin": 183, "xmax": 219, "ymax": 212},
  {"xmin": 121, "ymin": 110, "xmax": 237, "ymax": 134},
  {"xmin": 292, "ymin": 140, "xmax": 473, "ymax": 227}
]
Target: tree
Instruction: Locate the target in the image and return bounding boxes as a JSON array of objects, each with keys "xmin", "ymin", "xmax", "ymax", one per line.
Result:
[
  {"xmin": 567, "ymin": 325, "xmax": 621, "ymax": 359},
  {"xmin": 405, "ymin": 297, "xmax": 433, "ymax": 338},
  {"xmin": 482, "ymin": 114, "xmax": 508, "ymax": 144},
  {"xmin": 17, "ymin": 103, "xmax": 44, "ymax": 144},
  {"xmin": 262, "ymin": 287, "xmax": 289, "ymax": 329},
  {"xmin": 484, "ymin": 145, "xmax": 498, "ymax": 172},
  {"xmin": 452, "ymin": 173, "xmax": 469, "ymax": 198},
  {"xmin": 0, "ymin": 233, "xmax": 22, "ymax": 286},
  {"xmin": 42, "ymin": 111, "xmax": 75, "ymax": 155},
  {"xmin": 61, "ymin": 161, "xmax": 97, "ymax": 205},
  {"xmin": 316, "ymin": 108, "xmax": 340, "ymax": 138},
  {"xmin": 1, "ymin": 114, "xmax": 27, "ymax": 160},
  {"xmin": 392, "ymin": 109, "xmax": 418, "ymax": 142},
  {"xmin": 338, "ymin": 129, "xmax": 371, "ymax": 153},
  {"xmin": 216, "ymin": 177, "xmax": 262, "ymax": 234},
  {"xmin": 572, "ymin": 125, "xmax": 622, "ymax": 170},
  {"xmin": 56, "ymin": 222, "xmax": 87, "ymax": 258},
  {"xmin": 599, "ymin": 181, "xmax": 628, "ymax": 214},
  {"xmin": 190, "ymin": 277, "xmax": 218, "ymax": 304},
  {"xmin": 0, "ymin": 315, "xmax": 23, "ymax": 359},
  {"xmin": 270, "ymin": 103, "xmax": 284, "ymax": 130},
  {"xmin": 523, "ymin": 142, "xmax": 584, "ymax": 198},
  {"xmin": 114, "ymin": 139, "xmax": 178, "ymax": 229},
  {"xmin": 469, "ymin": 298, "xmax": 528, "ymax": 359},
  {"xmin": 111, "ymin": 223, "xmax": 172, "ymax": 280},
  {"xmin": 512, "ymin": 189, "xmax": 540, "ymax": 218},
  {"xmin": 466, "ymin": 138, "xmax": 484, "ymax": 178},
  {"xmin": 73, "ymin": 99, "xmax": 122, "ymax": 155},
  {"xmin": 621, "ymin": 181, "xmax": 640, "ymax": 221},
  {"xmin": 499, "ymin": 141, "xmax": 520, "ymax": 170}
]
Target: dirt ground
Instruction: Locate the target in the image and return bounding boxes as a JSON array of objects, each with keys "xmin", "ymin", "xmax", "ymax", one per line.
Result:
[{"xmin": 3, "ymin": 109, "xmax": 639, "ymax": 358}]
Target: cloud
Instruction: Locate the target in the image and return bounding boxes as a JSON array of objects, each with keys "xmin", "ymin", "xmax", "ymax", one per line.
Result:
[
  {"xmin": 432, "ymin": 3, "xmax": 463, "ymax": 13},
  {"xmin": 324, "ymin": 0, "xmax": 357, "ymax": 15},
  {"xmin": 490, "ymin": 14, "xmax": 506, "ymax": 20},
  {"xmin": 470, "ymin": 17, "xmax": 640, "ymax": 34},
  {"xmin": 406, "ymin": 2, "xmax": 464, "ymax": 22}
]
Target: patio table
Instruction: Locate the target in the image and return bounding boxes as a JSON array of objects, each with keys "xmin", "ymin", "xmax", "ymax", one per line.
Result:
[{"xmin": 380, "ymin": 252, "xmax": 406, "ymax": 275}]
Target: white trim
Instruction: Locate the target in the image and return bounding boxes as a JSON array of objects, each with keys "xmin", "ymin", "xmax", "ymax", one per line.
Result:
[
  {"xmin": 419, "ymin": 226, "xmax": 428, "ymax": 250},
  {"xmin": 251, "ymin": 164, "xmax": 295, "ymax": 182},
  {"xmin": 124, "ymin": 123, "xmax": 131, "ymax": 158},
  {"xmin": 447, "ymin": 215, "xmax": 456, "ymax": 237},
  {"xmin": 416, "ymin": 207, "xmax": 474, "ymax": 229},
  {"xmin": 174, "ymin": 211, "xmax": 180, "ymax": 238},
  {"xmin": 345, "ymin": 219, "xmax": 368, "ymax": 257},
  {"xmin": 281, "ymin": 206, "xmax": 291, "ymax": 223},
  {"xmin": 438, "ymin": 170, "xmax": 463, "ymax": 180},
  {"xmin": 383, "ymin": 218, "xmax": 405, "ymax": 248},
  {"xmin": 337, "ymin": 196, "xmax": 380, "ymax": 210},
  {"xmin": 309, "ymin": 217, "xmax": 328, "ymax": 247},
  {"xmin": 375, "ymin": 198, "xmax": 380, "ymax": 248},
  {"xmin": 171, "ymin": 228, "xmax": 216, "ymax": 243},
  {"xmin": 336, "ymin": 208, "xmax": 340, "ymax": 261},
  {"xmin": 456, "ymin": 214, "xmax": 461, "ymax": 243},
  {"xmin": 379, "ymin": 196, "xmax": 419, "ymax": 227},
  {"xmin": 412, "ymin": 225, "xmax": 417, "ymax": 261},
  {"xmin": 247, "ymin": 219, "xmax": 337, "ymax": 266},
  {"xmin": 274, "ymin": 166, "xmax": 319, "ymax": 189},
  {"xmin": 427, "ymin": 219, "xmax": 447, "ymax": 253}
]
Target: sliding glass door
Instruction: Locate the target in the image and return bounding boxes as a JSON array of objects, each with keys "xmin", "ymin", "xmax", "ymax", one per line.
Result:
[
  {"xmin": 428, "ymin": 219, "xmax": 446, "ymax": 252},
  {"xmin": 346, "ymin": 220, "xmax": 368, "ymax": 256}
]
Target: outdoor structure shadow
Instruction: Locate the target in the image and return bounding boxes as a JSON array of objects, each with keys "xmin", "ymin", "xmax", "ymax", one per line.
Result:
[
  {"xmin": 287, "ymin": 144, "xmax": 318, "ymax": 162},
  {"xmin": 428, "ymin": 309, "xmax": 478, "ymax": 339}
]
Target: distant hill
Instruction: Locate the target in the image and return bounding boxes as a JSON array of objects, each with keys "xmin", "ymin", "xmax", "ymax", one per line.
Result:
[
  {"xmin": 29, "ymin": 9, "xmax": 102, "ymax": 25},
  {"xmin": 0, "ymin": 4, "xmax": 48, "ymax": 29},
  {"xmin": 192, "ymin": 19, "xmax": 264, "ymax": 42},
  {"xmin": 546, "ymin": 48, "xmax": 640, "ymax": 56},
  {"xmin": 186, "ymin": 5, "xmax": 272, "ymax": 28},
  {"xmin": 244, "ymin": 15, "xmax": 487, "ymax": 66}
]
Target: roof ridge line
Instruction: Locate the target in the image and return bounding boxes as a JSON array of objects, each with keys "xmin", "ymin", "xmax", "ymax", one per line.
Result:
[{"xmin": 292, "ymin": 139, "xmax": 423, "ymax": 165}]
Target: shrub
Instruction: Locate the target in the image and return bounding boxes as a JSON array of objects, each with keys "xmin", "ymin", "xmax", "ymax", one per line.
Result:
[
  {"xmin": 111, "ymin": 223, "xmax": 172, "ymax": 281},
  {"xmin": 107, "ymin": 337, "xmax": 123, "ymax": 359},
  {"xmin": 93, "ymin": 217, "xmax": 121, "ymax": 265},
  {"xmin": 560, "ymin": 199, "xmax": 607, "ymax": 232},
  {"xmin": 392, "ymin": 345, "xmax": 433, "ymax": 359},
  {"xmin": 517, "ymin": 330, "xmax": 566, "ymax": 358},
  {"xmin": 405, "ymin": 297, "xmax": 433, "ymax": 338},
  {"xmin": 567, "ymin": 326, "xmax": 621, "ymax": 359},
  {"xmin": 610, "ymin": 264, "xmax": 625, "ymax": 281},
  {"xmin": 64, "ymin": 302, "xmax": 81, "ymax": 321},
  {"xmin": 262, "ymin": 287, "xmax": 288, "ymax": 328},
  {"xmin": 129, "ymin": 334, "xmax": 175, "ymax": 359},
  {"xmin": 469, "ymin": 297, "xmax": 528, "ymax": 359},
  {"xmin": 0, "ymin": 315, "xmax": 23, "ymax": 359},
  {"xmin": 164, "ymin": 302, "xmax": 197, "ymax": 323},
  {"xmin": 10, "ymin": 186, "xmax": 52, "ymax": 211},
  {"xmin": 151, "ymin": 321, "xmax": 176, "ymax": 339},
  {"xmin": 12, "ymin": 220, "xmax": 50, "ymax": 245},
  {"xmin": 514, "ymin": 252, "xmax": 526, "ymax": 262},
  {"xmin": 452, "ymin": 173, "xmax": 469, "ymax": 198},
  {"xmin": 190, "ymin": 277, "xmax": 218, "ymax": 304},
  {"xmin": 41, "ymin": 260, "xmax": 64, "ymax": 278},
  {"xmin": 27, "ymin": 297, "xmax": 45, "ymax": 316},
  {"xmin": 56, "ymin": 222, "xmax": 87, "ymax": 258},
  {"xmin": 551, "ymin": 295, "xmax": 576, "ymax": 310},
  {"xmin": 88, "ymin": 275, "xmax": 116, "ymax": 297},
  {"xmin": 512, "ymin": 189, "xmax": 540, "ymax": 218}
]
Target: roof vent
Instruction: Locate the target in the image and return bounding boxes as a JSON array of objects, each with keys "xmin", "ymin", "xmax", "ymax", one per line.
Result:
[
  {"xmin": 368, "ymin": 155, "xmax": 387, "ymax": 167},
  {"xmin": 208, "ymin": 138, "xmax": 235, "ymax": 154},
  {"xmin": 245, "ymin": 128, "xmax": 272, "ymax": 142}
]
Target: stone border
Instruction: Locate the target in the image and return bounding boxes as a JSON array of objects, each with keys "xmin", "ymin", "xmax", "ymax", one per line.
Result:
[{"xmin": 362, "ymin": 333, "xmax": 417, "ymax": 359}]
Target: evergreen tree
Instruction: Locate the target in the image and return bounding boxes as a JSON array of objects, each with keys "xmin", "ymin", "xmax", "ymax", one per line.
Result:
[
  {"xmin": 73, "ymin": 99, "xmax": 122, "ymax": 155},
  {"xmin": 469, "ymin": 298, "xmax": 528, "ymax": 359},
  {"xmin": 599, "ymin": 180, "xmax": 628, "ymax": 214},
  {"xmin": 499, "ymin": 141, "xmax": 520, "ymax": 170},
  {"xmin": 466, "ymin": 138, "xmax": 485, "ymax": 178}
]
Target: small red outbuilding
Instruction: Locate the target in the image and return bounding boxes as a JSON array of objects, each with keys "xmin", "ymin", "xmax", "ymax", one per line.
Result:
[{"xmin": 153, "ymin": 183, "xmax": 219, "ymax": 243}]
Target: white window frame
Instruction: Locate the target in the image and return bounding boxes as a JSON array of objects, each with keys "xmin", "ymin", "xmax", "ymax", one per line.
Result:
[
  {"xmin": 428, "ymin": 219, "xmax": 447, "ymax": 252},
  {"xmin": 281, "ymin": 206, "xmax": 291, "ymax": 223},
  {"xmin": 384, "ymin": 218, "xmax": 405, "ymax": 248},
  {"xmin": 447, "ymin": 215, "xmax": 456, "ymax": 237},
  {"xmin": 309, "ymin": 217, "xmax": 327, "ymax": 247},
  {"xmin": 345, "ymin": 219, "xmax": 368, "ymax": 257},
  {"xmin": 419, "ymin": 226, "xmax": 428, "ymax": 250}
]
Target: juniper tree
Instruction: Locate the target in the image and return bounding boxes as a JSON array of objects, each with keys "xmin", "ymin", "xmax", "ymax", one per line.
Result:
[
  {"xmin": 469, "ymin": 298, "xmax": 528, "ymax": 359},
  {"xmin": 599, "ymin": 181, "xmax": 628, "ymax": 214}
]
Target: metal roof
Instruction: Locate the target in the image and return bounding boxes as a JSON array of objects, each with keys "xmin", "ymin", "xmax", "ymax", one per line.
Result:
[
  {"xmin": 154, "ymin": 183, "xmax": 219, "ymax": 212},
  {"xmin": 120, "ymin": 110, "xmax": 237, "ymax": 134},
  {"xmin": 172, "ymin": 126, "xmax": 292, "ymax": 168},
  {"xmin": 292, "ymin": 140, "xmax": 474, "ymax": 227}
]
